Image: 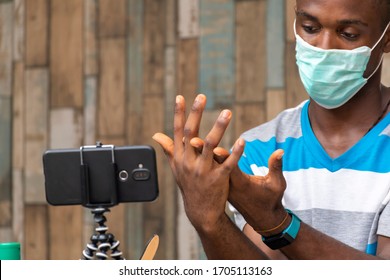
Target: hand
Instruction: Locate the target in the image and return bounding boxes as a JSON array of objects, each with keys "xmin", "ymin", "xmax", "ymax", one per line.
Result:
[
  {"xmin": 152, "ymin": 94, "xmax": 245, "ymax": 232},
  {"xmin": 188, "ymin": 138, "xmax": 289, "ymax": 236},
  {"xmin": 228, "ymin": 149, "xmax": 289, "ymax": 236}
]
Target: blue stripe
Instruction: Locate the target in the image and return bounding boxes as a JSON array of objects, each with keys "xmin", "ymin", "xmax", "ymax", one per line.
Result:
[
  {"xmin": 239, "ymin": 136, "xmax": 323, "ymax": 172},
  {"xmin": 301, "ymin": 101, "xmax": 390, "ymax": 172},
  {"xmin": 239, "ymin": 101, "xmax": 390, "ymax": 173},
  {"xmin": 240, "ymin": 135, "xmax": 390, "ymax": 173},
  {"xmin": 366, "ymin": 242, "xmax": 377, "ymax": 255}
]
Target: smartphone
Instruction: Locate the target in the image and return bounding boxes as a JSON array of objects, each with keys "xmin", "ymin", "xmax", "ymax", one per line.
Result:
[{"xmin": 43, "ymin": 145, "xmax": 159, "ymax": 207}]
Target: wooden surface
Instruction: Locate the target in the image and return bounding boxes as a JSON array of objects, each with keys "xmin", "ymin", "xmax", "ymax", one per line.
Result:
[
  {"xmin": 50, "ymin": 0, "xmax": 83, "ymax": 108},
  {"xmin": 25, "ymin": 0, "xmax": 48, "ymax": 66},
  {"xmin": 98, "ymin": 38, "xmax": 126, "ymax": 137},
  {"xmin": 1, "ymin": 0, "xmax": 387, "ymax": 260}
]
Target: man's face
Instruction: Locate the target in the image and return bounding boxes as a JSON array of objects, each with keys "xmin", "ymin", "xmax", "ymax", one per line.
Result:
[{"xmin": 295, "ymin": 0, "xmax": 388, "ymax": 76}]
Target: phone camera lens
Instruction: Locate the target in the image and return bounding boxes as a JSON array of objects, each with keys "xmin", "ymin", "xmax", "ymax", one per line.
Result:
[
  {"xmin": 119, "ymin": 170, "xmax": 129, "ymax": 182},
  {"xmin": 132, "ymin": 169, "xmax": 151, "ymax": 181}
]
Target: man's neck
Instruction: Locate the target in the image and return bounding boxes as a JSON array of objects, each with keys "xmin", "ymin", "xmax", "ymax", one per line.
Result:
[{"xmin": 307, "ymin": 81, "xmax": 390, "ymax": 159}]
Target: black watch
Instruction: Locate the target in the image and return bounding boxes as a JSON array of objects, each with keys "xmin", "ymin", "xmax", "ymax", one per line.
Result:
[{"xmin": 261, "ymin": 209, "xmax": 301, "ymax": 250}]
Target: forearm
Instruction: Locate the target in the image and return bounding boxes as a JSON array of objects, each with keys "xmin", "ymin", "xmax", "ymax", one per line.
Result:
[
  {"xmin": 281, "ymin": 222, "xmax": 379, "ymax": 260},
  {"xmin": 195, "ymin": 214, "xmax": 269, "ymax": 260}
]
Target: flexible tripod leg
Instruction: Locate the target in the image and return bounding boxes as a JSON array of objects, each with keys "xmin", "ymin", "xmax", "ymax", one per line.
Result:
[{"xmin": 82, "ymin": 207, "xmax": 124, "ymax": 260}]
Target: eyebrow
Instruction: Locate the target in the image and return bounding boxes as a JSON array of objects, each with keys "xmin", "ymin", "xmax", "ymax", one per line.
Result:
[
  {"xmin": 338, "ymin": 19, "xmax": 368, "ymax": 27},
  {"xmin": 295, "ymin": 10, "xmax": 318, "ymax": 21},
  {"xmin": 295, "ymin": 9, "xmax": 369, "ymax": 27}
]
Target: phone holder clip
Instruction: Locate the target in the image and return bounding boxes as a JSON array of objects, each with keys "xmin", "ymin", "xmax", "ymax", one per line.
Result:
[{"xmin": 79, "ymin": 143, "xmax": 119, "ymax": 208}]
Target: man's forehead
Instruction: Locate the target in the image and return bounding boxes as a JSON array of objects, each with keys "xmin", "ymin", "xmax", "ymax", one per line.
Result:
[
  {"xmin": 296, "ymin": 0, "xmax": 381, "ymax": 6},
  {"xmin": 295, "ymin": 0, "xmax": 380, "ymax": 20}
]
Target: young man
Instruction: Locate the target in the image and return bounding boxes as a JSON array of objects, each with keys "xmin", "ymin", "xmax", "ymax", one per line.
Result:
[{"xmin": 153, "ymin": 0, "xmax": 390, "ymax": 259}]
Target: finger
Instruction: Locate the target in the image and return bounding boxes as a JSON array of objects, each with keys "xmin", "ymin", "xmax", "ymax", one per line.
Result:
[
  {"xmin": 189, "ymin": 137, "xmax": 204, "ymax": 154},
  {"xmin": 229, "ymin": 139, "xmax": 249, "ymax": 185},
  {"xmin": 221, "ymin": 138, "xmax": 245, "ymax": 174},
  {"xmin": 152, "ymin": 133, "xmax": 174, "ymax": 158},
  {"xmin": 213, "ymin": 147, "xmax": 230, "ymax": 164},
  {"xmin": 190, "ymin": 137, "xmax": 230, "ymax": 163},
  {"xmin": 201, "ymin": 109, "xmax": 232, "ymax": 163},
  {"xmin": 183, "ymin": 94, "xmax": 207, "ymax": 152},
  {"xmin": 267, "ymin": 149, "xmax": 286, "ymax": 190},
  {"xmin": 173, "ymin": 95, "xmax": 186, "ymax": 156}
]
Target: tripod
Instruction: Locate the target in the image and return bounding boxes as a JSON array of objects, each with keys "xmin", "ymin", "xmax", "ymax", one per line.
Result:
[{"xmin": 82, "ymin": 207, "xmax": 124, "ymax": 260}]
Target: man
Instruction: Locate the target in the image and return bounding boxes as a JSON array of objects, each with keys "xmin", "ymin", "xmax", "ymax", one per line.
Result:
[{"xmin": 153, "ymin": 0, "xmax": 390, "ymax": 259}]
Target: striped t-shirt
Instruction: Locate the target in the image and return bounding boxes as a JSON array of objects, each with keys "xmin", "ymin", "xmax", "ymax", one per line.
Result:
[{"xmin": 233, "ymin": 100, "xmax": 390, "ymax": 255}]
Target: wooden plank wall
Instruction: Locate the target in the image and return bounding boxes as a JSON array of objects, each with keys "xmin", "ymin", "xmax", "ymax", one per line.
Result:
[{"xmin": 0, "ymin": 0, "xmax": 389, "ymax": 260}]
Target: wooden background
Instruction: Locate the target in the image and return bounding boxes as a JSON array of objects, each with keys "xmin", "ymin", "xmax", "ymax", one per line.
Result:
[{"xmin": 0, "ymin": 0, "xmax": 389, "ymax": 260}]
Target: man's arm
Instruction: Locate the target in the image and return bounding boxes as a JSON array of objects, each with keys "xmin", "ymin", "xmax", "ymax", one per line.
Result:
[
  {"xmin": 244, "ymin": 223, "xmax": 390, "ymax": 259},
  {"xmin": 281, "ymin": 223, "xmax": 389, "ymax": 260},
  {"xmin": 195, "ymin": 213, "xmax": 269, "ymax": 259},
  {"xmin": 229, "ymin": 161, "xmax": 390, "ymax": 260},
  {"xmin": 244, "ymin": 224, "xmax": 288, "ymax": 259}
]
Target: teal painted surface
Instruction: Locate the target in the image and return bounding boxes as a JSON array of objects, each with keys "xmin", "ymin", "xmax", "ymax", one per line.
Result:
[
  {"xmin": 84, "ymin": 77, "xmax": 97, "ymax": 109},
  {"xmin": 199, "ymin": 0, "xmax": 235, "ymax": 109},
  {"xmin": 127, "ymin": 0, "xmax": 144, "ymax": 260},
  {"xmin": 266, "ymin": 0, "xmax": 285, "ymax": 88},
  {"xmin": 128, "ymin": 0, "xmax": 144, "ymax": 115},
  {"xmin": 0, "ymin": 2, "xmax": 13, "ymax": 97},
  {"xmin": 0, "ymin": 1, "xmax": 12, "ymax": 199},
  {"xmin": 0, "ymin": 97, "xmax": 12, "ymax": 200}
]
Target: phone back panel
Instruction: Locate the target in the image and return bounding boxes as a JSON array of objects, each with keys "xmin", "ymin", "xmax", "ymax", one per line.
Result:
[{"xmin": 43, "ymin": 145, "xmax": 159, "ymax": 206}]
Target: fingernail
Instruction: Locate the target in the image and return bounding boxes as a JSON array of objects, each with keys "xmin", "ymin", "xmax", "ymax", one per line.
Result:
[
  {"xmin": 232, "ymin": 138, "xmax": 244, "ymax": 152},
  {"xmin": 176, "ymin": 95, "xmax": 182, "ymax": 103},
  {"xmin": 194, "ymin": 94, "xmax": 205, "ymax": 105},
  {"xmin": 221, "ymin": 110, "xmax": 231, "ymax": 119},
  {"xmin": 277, "ymin": 150, "xmax": 284, "ymax": 160}
]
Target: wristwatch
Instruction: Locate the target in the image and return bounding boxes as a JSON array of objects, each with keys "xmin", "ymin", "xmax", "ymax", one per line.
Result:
[{"xmin": 261, "ymin": 209, "xmax": 301, "ymax": 250}]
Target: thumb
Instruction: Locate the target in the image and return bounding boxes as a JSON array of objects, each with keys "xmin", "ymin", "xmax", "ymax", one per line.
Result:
[{"xmin": 152, "ymin": 132, "xmax": 174, "ymax": 158}]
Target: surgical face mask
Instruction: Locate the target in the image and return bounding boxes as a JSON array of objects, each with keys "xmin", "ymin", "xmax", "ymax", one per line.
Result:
[{"xmin": 294, "ymin": 21, "xmax": 390, "ymax": 109}]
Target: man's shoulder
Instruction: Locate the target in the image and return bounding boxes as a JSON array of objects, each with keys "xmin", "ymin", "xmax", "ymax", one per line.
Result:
[{"xmin": 240, "ymin": 100, "xmax": 308, "ymax": 143}]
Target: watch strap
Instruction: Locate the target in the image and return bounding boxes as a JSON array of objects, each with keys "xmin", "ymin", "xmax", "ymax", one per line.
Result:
[{"xmin": 261, "ymin": 209, "xmax": 301, "ymax": 250}]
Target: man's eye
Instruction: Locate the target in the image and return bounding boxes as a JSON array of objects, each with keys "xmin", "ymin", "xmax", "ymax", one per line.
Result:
[
  {"xmin": 302, "ymin": 25, "xmax": 320, "ymax": 34},
  {"xmin": 340, "ymin": 32, "xmax": 359, "ymax": 40}
]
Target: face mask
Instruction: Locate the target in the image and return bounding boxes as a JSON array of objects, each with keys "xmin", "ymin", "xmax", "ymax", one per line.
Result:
[{"xmin": 294, "ymin": 21, "xmax": 390, "ymax": 109}]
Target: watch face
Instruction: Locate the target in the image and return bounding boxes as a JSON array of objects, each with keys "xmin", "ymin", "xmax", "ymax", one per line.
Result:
[{"xmin": 262, "ymin": 233, "xmax": 294, "ymax": 250}]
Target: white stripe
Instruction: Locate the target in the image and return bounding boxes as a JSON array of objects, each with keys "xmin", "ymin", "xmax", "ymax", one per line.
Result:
[
  {"xmin": 250, "ymin": 165, "xmax": 390, "ymax": 213},
  {"xmin": 381, "ymin": 189, "xmax": 390, "ymax": 207},
  {"xmin": 250, "ymin": 165, "xmax": 268, "ymax": 176}
]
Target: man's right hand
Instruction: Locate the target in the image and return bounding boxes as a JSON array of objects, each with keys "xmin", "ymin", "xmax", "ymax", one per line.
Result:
[{"xmin": 152, "ymin": 94, "xmax": 245, "ymax": 233}]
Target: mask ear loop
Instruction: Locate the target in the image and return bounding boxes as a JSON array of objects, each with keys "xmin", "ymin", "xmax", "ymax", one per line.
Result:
[
  {"xmin": 366, "ymin": 55, "xmax": 384, "ymax": 80},
  {"xmin": 366, "ymin": 22, "xmax": 390, "ymax": 80},
  {"xmin": 370, "ymin": 22, "xmax": 390, "ymax": 51}
]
